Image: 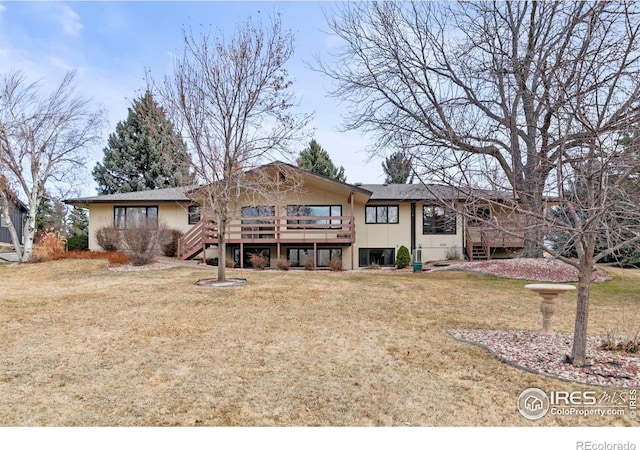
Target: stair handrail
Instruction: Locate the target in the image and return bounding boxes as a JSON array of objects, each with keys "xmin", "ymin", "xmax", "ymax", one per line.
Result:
[{"xmin": 465, "ymin": 226, "xmax": 474, "ymax": 260}]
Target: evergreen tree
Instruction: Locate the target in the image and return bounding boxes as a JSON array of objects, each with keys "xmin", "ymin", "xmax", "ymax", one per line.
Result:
[
  {"xmin": 67, "ymin": 207, "xmax": 89, "ymax": 237},
  {"xmin": 65, "ymin": 207, "xmax": 89, "ymax": 250},
  {"xmin": 92, "ymin": 91, "xmax": 195, "ymax": 194},
  {"xmin": 297, "ymin": 139, "xmax": 346, "ymax": 182},
  {"xmin": 36, "ymin": 194, "xmax": 67, "ymax": 234},
  {"xmin": 382, "ymin": 151, "xmax": 413, "ymax": 184}
]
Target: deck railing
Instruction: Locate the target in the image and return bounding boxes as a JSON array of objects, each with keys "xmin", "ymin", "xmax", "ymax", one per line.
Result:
[
  {"xmin": 178, "ymin": 215, "xmax": 356, "ymax": 259},
  {"xmin": 466, "ymin": 221, "xmax": 524, "ymax": 260}
]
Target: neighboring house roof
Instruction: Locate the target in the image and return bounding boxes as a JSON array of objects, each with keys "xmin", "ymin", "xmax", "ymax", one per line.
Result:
[{"xmin": 64, "ymin": 185, "xmax": 200, "ymax": 205}]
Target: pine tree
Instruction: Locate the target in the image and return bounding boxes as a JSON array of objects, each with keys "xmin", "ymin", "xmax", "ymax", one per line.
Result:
[
  {"xmin": 67, "ymin": 207, "xmax": 89, "ymax": 237},
  {"xmin": 382, "ymin": 151, "xmax": 413, "ymax": 184},
  {"xmin": 36, "ymin": 194, "xmax": 67, "ymax": 234},
  {"xmin": 297, "ymin": 139, "xmax": 346, "ymax": 182},
  {"xmin": 92, "ymin": 91, "xmax": 195, "ymax": 194}
]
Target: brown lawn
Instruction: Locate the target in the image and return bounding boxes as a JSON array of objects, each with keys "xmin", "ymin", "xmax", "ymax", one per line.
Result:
[{"xmin": 0, "ymin": 259, "xmax": 638, "ymax": 426}]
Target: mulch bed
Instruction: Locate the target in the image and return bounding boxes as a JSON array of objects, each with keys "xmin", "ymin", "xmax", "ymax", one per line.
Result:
[{"xmin": 449, "ymin": 329, "xmax": 639, "ymax": 388}]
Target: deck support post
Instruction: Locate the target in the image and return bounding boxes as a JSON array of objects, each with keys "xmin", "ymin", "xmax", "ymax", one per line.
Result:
[{"xmin": 313, "ymin": 242, "xmax": 317, "ymax": 270}]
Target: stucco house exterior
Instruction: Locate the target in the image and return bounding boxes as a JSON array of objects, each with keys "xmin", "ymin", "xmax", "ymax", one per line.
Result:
[{"xmin": 65, "ymin": 162, "xmax": 524, "ymax": 269}]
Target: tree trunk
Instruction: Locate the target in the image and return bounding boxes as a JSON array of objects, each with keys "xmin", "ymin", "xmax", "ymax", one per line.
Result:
[
  {"xmin": 522, "ymin": 214, "xmax": 545, "ymax": 258},
  {"xmin": 217, "ymin": 214, "xmax": 227, "ymax": 282},
  {"xmin": 570, "ymin": 264, "xmax": 593, "ymax": 367},
  {"xmin": 519, "ymin": 170, "xmax": 546, "ymax": 259},
  {"xmin": 21, "ymin": 209, "xmax": 37, "ymax": 262},
  {"xmin": 520, "ymin": 190, "xmax": 545, "ymax": 258}
]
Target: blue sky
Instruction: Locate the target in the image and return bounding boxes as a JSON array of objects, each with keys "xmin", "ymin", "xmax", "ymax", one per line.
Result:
[{"xmin": 0, "ymin": 1, "xmax": 383, "ymax": 196}]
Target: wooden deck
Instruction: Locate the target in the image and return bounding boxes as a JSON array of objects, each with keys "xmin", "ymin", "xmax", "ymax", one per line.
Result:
[
  {"xmin": 178, "ymin": 215, "xmax": 356, "ymax": 260},
  {"xmin": 465, "ymin": 222, "xmax": 524, "ymax": 261}
]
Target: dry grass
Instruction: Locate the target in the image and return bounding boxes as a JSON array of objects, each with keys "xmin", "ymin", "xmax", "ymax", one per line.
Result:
[{"xmin": 0, "ymin": 260, "xmax": 638, "ymax": 426}]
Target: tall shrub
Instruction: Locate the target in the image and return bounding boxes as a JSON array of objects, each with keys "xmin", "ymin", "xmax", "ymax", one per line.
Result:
[
  {"xmin": 96, "ymin": 226, "xmax": 121, "ymax": 251},
  {"xmin": 119, "ymin": 225, "xmax": 170, "ymax": 266},
  {"xmin": 396, "ymin": 246, "xmax": 411, "ymax": 269}
]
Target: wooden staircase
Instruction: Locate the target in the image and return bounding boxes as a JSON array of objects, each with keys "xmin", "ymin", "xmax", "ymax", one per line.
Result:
[
  {"xmin": 470, "ymin": 244, "xmax": 488, "ymax": 261},
  {"xmin": 178, "ymin": 218, "xmax": 217, "ymax": 260}
]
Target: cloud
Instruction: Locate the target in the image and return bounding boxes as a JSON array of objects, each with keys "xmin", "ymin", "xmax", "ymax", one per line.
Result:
[
  {"xmin": 55, "ymin": 4, "xmax": 84, "ymax": 37},
  {"xmin": 0, "ymin": 4, "xmax": 6, "ymax": 18},
  {"xmin": 30, "ymin": 3, "xmax": 84, "ymax": 38}
]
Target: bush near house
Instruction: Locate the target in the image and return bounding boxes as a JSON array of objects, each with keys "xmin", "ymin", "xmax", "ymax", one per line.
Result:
[
  {"xmin": 96, "ymin": 224, "xmax": 170, "ymax": 266},
  {"xmin": 66, "ymin": 234, "xmax": 89, "ymax": 251},
  {"xmin": 96, "ymin": 226, "xmax": 121, "ymax": 252},
  {"xmin": 162, "ymin": 229, "xmax": 183, "ymax": 257},
  {"xmin": 328, "ymin": 258, "xmax": 343, "ymax": 272},
  {"xmin": 249, "ymin": 252, "xmax": 268, "ymax": 270},
  {"xmin": 32, "ymin": 229, "xmax": 66, "ymax": 262},
  {"xmin": 396, "ymin": 246, "xmax": 411, "ymax": 269},
  {"xmin": 119, "ymin": 226, "xmax": 171, "ymax": 266},
  {"xmin": 301, "ymin": 257, "xmax": 315, "ymax": 271}
]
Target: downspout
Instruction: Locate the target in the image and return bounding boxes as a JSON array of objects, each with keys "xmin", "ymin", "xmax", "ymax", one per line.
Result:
[
  {"xmin": 410, "ymin": 202, "xmax": 416, "ymax": 252},
  {"xmin": 462, "ymin": 208, "xmax": 466, "ymax": 260},
  {"xmin": 350, "ymin": 191, "xmax": 355, "ymax": 270}
]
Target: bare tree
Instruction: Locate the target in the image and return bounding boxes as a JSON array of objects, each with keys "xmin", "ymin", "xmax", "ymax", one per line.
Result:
[
  {"xmin": 546, "ymin": 127, "xmax": 640, "ymax": 367},
  {"xmin": 0, "ymin": 71, "xmax": 104, "ymax": 262},
  {"xmin": 320, "ymin": 1, "xmax": 640, "ymax": 366},
  {"xmin": 319, "ymin": 1, "xmax": 640, "ymax": 258},
  {"xmin": 160, "ymin": 14, "xmax": 311, "ymax": 281}
]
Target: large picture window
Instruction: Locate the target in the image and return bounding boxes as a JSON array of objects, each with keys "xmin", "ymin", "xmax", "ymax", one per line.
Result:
[
  {"xmin": 365, "ymin": 205, "xmax": 399, "ymax": 224},
  {"xmin": 317, "ymin": 248, "xmax": 342, "ymax": 267},
  {"xmin": 241, "ymin": 206, "xmax": 275, "ymax": 239},
  {"xmin": 359, "ymin": 248, "xmax": 395, "ymax": 267},
  {"xmin": 287, "ymin": 205, "xmax": 342, "ymax": 228},
  {"xmin": 114, "ymin": 206, "xmax": 158, "ymax": 229},
  {"xmin": 286, "ymin": 248, "xmax": 342, "ymax": 267},
  {"xmin": 287, "ymin": 248, "xmax": 315, "ymax": 267},
  {"xmin": 423, "ymin": 205, "xmax": 457, "ymax": 235}
]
